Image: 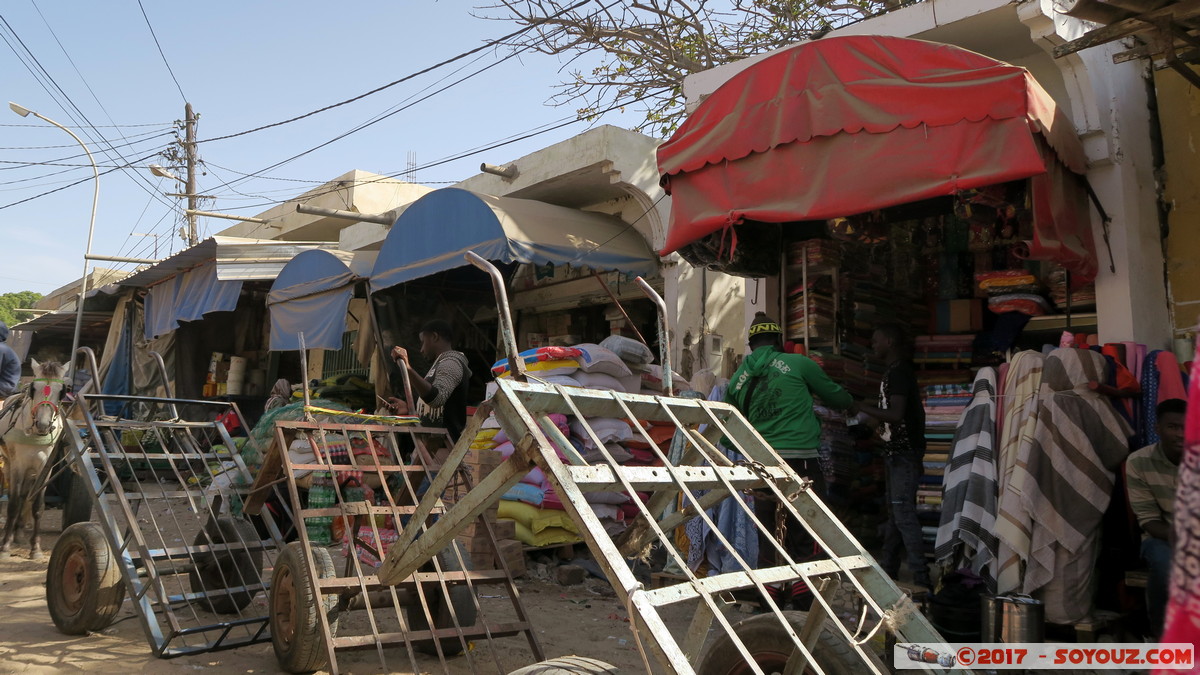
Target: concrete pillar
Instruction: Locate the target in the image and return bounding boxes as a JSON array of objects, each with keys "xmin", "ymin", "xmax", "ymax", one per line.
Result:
[{"xmin": 1021, "ymin": 1, "xmax": 1172, "ymax": 348}]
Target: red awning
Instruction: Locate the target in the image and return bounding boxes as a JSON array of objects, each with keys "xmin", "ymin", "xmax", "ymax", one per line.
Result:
[{"xmin": 657, "ymin": 35, "xmax": 1098, "ymax": 284}]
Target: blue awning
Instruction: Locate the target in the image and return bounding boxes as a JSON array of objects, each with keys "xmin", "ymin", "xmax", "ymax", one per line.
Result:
[
  {"xmin": 369, "ymin": 188, "xmax": 657, "ymax": 293},
  {"xmin": 267, "ymin": 249, "xmax": 365, "ymax": 351},
  {"xmin": 144, "ymin": 261, "xmax": 242, "ymax": 339}
]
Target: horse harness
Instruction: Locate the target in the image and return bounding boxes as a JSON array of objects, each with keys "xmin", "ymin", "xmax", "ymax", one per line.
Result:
[{"xmin": 0, "ymin": 377, "xmax": 66, "ymax": 440}]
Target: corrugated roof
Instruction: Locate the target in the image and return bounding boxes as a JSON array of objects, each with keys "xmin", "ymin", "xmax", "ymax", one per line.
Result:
[
  {"xmin": 118, "ymin": 236, "xmax": 338, "ymax": 288},
  {"xmin": 11, "ymin": 310, "xmax": 113, "ymax": 335}
]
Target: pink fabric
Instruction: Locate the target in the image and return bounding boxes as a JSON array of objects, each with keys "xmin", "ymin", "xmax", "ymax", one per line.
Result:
[
  {"xmin": 1157, "ymin": 347, "xmax": 1200, "ymax": 670},
  {"xmin": 1155, "ymin": 351, "xmax": 1188, "ymax": 403}
]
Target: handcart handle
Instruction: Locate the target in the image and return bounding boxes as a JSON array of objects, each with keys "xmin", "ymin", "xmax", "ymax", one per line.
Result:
[
  {"xmin": 149, "ymin": 350, "xmax": 181, "ymax": 420},
  {"xmin": 635, "ymin": 277, "xmax": 672, "ymax": 397},
  {"xmin": 465, "ymin": 251, "xmax": 525, "ymax": 381}
]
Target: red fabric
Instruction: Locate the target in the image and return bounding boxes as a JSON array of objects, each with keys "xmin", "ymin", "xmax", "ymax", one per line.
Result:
[
  {"xmin": 1157, "ymin": 347, "xmax": 1200, "ymax": 668},
  {"xmin": 657, "ymin": 35, "xmax": 1097, "ymax": 284}
]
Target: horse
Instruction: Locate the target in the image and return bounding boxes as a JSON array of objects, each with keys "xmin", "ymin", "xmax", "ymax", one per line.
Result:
[{"xmin": 0, "ymin": 359, "xmax": 68, "ymax": 560}]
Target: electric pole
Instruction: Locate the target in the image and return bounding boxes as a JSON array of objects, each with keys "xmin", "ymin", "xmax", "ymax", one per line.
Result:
[{"xmin": 184, "ymin": 102, "xmax": 198, "ymax": 246}]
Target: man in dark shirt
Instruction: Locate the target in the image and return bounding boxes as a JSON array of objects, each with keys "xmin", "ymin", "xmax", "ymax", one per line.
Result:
[
  {"xmin": 858, "ymin": 322, "xmax": 930, "ymax": 590},
  {"xmin": 389, "ymin": 319, "xmax": 472, "ymax": 444},
  {"xmin": 0, "ymin": 321, "xmax": 21, "ymax": 398}
]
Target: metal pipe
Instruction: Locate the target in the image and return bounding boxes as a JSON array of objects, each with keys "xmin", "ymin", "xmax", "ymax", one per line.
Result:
[
  {"xmin": 86, "ymin": 254, "xmax": 160, "ymax": 264},
  {"xmin": 185, "ymin": 209, "xmax": 271, "ymax": 225},
  {"xmin": 591, "ymin": 271, "xmax": 650, "ymax": 347},
  {"xmin": 635, "ymin": 277, "xmax": 672, "ymax": 397},
  {"xmin": 12, "ymin": 104, "xmax": 100, "ymax": 383},
  {"xmin": 149, "ymin": 350, "xmax": 180, "ymax": 420},
  {"xmin": 480, "ymin": 163, "xmax": 518, "ymax": 179},
  {"xmin": 464, "ymin": 251, "xmax": 524, "ymax": 380},
  {"xmin": 296, "ymin": 203, "xmax": 397, "ymax": 226}
]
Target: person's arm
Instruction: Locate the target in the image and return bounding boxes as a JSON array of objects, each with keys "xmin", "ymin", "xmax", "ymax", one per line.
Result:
[
  {"xmin": 859, "ymin": 395, "xmax": 906, "ymax": 425},
  {"xmin": 1126, "ymin": 463, "xmax": 1170, "ymax": 542},
  {"xmin": 391, "ymin": 346, "xmax": 433, "ymax": 398},
  {"xmin": 799, "ymin": 357, "xmax": 854, "ymax": 411},
  {"xmin": 420, "ymin": 355, "xmax": 466, "ymax": 408}
]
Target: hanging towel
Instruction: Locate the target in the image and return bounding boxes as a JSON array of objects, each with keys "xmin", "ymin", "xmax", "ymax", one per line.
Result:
[
  {"xmin": 935, "ymin": 367, "xmax": 999, "ymax": 591},
  {"xmin": 1009, "ymin": 348, "xmax": 1133, "ymax": 624},
  {"xmin": 994, "ymin": 350, "xmax": 1045, "ymax": 594}
]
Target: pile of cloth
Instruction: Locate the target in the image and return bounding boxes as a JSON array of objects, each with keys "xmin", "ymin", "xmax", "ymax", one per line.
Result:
[
  {"xmin": 786, "ymin": 275, "xmax": 837, "ymax": 341},
  {"xmin": 914, "ymin": 335, "xmax": 974, "ymax": 369},
  {"xmin": 1045, "ymin": 267, "xmax": 1097, "ymax": 311},
  {"xmin": 976, "ymin": 270, "xmax": 1052, "ymax": 317}
]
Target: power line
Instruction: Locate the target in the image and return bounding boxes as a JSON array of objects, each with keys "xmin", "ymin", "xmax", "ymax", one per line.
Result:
[
  {"xmin": 0, "ymin": 122, "xmax": 170, "ymax": 128},
  {"xmin": 0, "ymin": 10, "xmax": 178, "ymax": 212},
  {"xmin": 218, "ymin": 86, "xmax": 672, "ymax": 214},
  {"xmin": 0, "ymin": 149, "xmax": 164, "ymax": 210},
  {"xmin": 136, "ymin": 0, "xmax": 186, "ymax": 102},
  {"xmin": 195, "ymin": 0, "xmax": 593, "ymax": 145},
  {"xmin": 0, "ymin": 130, "xmax": 174, "ymax": 170},
  {"xmin": 202, "ymin": 49, "xmax": 526, "ymax": 197}
]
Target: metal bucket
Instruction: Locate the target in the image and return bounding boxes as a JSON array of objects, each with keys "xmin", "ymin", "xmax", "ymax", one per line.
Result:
[{"xmin": 982, "ymin": 594, "xmax": 1045, "ymax": 643}]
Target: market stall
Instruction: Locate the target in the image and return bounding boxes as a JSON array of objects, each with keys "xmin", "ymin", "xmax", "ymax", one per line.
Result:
[{"xmin": 653, "ymin": 34, "xmax": 1174, "ymax": 629}]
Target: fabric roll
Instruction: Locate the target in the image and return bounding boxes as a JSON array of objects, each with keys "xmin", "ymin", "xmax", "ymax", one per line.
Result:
[
  {"xmin": 994, "ymin": 350, "xmax": 1045, "ymax": 594},
  {"xmin": 1155, "ymin": 351, "xmax": 1187, "ymax": 403},
  {"xmin": 1143, "ymin": 350, "xmax": 1163, "ymax": 446},
  {"xmin": 935, "ymin": 367, "xmax": 999, "ymax": 590}
]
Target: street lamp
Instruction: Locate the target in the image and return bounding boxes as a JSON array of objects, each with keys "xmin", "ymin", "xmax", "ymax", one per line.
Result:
[
  {"xmin": 148, "ymin": 163, "xmax": 181, "ymax": 182},
  {"xmin": 10, "ymin": 101, "xmax": 99, "ymax": 383}
]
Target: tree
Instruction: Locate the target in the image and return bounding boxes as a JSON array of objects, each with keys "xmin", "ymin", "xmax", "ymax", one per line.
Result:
[
  {"xmin": 480, "ymin": 0, "xmax": 894, "ymax": 137},
  {"xmin": 0, "ymin": 291, "xmax": 43, "ymax": 327}
]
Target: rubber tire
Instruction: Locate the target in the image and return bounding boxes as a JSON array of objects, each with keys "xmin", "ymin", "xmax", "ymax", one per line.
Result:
[
  {"xmin": 270, "ymin": 542, "xmax": 338, "ymax": 674},
  {"xmin": 696, "ymin": 610, "xmax": 858, "ymax": 675},
  {"xmin": 188, "ymin": 517, "xmax": 264, "ymax": 614},
  {"xmin": 61, "ymin": 470, "xmax": 93, "ymax": 528},
  {"xmin": 46, "ymin": 522, "xmax": 125, "ymax": 635},
  {"xmin": 507, "ymin": 656, "xmax": 621, "ymax": 674},
  {"xmin": 406, "ymin": 540, "xmax": 478, "ymax": 656}
]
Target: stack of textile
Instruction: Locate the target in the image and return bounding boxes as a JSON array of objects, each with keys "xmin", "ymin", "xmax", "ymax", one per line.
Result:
[
  {"xmin": 976, "ymin": 270, "xmax": 1051, "ymax": 317},
  {"xmin": 786, "ymin": 275, "xmax": 837, "ymax": 341},
  {"xmin": 788, "ymin": 238, "xmax": 843, "ymax": 268},
  {"xmin": 1045, "ymin": 267, "xmax": 1097, "ymax": 311},
  {"xmin": 914, "ymin": 335, "xmax": 974, "ymax": 369}
]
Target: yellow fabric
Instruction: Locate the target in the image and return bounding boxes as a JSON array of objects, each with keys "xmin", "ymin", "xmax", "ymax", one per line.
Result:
[
  {"xmin": 494, "ymin": 358, "xmax": 580, "ymax": 379},
  {"xmin": 513, "ymin": 520, "xmax": 581, "ymax": 547}
]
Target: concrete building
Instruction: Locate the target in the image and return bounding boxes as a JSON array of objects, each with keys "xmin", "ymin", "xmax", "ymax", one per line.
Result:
[{"xmin": 681, "ymin": 0, "xmax": 1180, "ymax": 349}]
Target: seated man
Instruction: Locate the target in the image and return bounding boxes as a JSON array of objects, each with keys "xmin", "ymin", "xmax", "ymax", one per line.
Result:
[{"xmin": 1125, "ymin": 398, "xmax": 1187, "ymax": 637}]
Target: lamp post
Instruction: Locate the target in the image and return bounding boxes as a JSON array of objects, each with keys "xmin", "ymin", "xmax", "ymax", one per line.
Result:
[{"xmin": 10, "ymin": 101, "xmax": 99, "ymax": 383}]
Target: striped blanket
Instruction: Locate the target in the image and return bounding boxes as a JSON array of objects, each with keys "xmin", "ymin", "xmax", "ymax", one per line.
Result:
[
  {"xmin": 994, "ymin": 351, "xmax": 1045, "ymax": 594},
  {"xmin": 934, "ymin": 367, "xmax": 999, "ymax": 590},
  {"xmin": 1001, "ymin": 348, "xmax": 1133, "ymax": 624}
]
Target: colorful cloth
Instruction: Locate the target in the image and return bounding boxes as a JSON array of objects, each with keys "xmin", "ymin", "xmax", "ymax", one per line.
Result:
[
  {"xmin": 1158, "ymin": 347, "xmax": 1199, "ymax": 665},
  {"xmin": 935, "ymin": 367, "xmax": 999, "ymax": 591},
  {"xmin": 1144, "ymin": 350, "xmax": 1163, "ymax": 446}
]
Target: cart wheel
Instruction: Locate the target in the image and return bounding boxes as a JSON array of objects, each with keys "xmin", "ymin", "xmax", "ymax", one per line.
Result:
[
  {"xmin": 507, "ymin": 656, "xmax": 621, "ymax": 674},
  {"xmin": 189, "ymin": 517, "xmax": 264, "ymax": 614},
  {"xmin": 46, "ymin": 522, "xmax": 125, "ymax": 635},
  {"xmin": 271, "ymin": 542, "xmax": 338, "ymax": 674},
  {"xmin": 406, "ymin": 540, "xmax": 478, "ymax": 656},
  {"xmin": 697, "ymin": 610, "xmax": 858, "ymax": 675},
  {"xmin": 61, "ymin": 471, "xmax": 93, "ymax": 528}
]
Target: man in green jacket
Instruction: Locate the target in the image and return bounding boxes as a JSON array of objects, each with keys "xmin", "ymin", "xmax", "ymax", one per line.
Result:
[{"xmin": 726, "ymin": 312, "xmax": 856, "ymax": 610}]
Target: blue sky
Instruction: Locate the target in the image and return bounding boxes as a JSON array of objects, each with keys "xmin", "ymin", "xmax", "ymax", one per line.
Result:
[{"xmin": 0, "ymin": 1, "xmax": 647, "ymax": 296}]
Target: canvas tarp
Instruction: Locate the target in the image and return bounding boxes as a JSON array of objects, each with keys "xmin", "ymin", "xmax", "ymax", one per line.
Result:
[
  {"xmin": 657, "ymin": 35, "xmax": 1098, "ymax": 284},
  {"xmin": 369, "ymin": 188, "xmax": 657, "ymax": 293},
  {"xmin": 268, "ymin": 249, "xmax": 365, "ymax": 351}
]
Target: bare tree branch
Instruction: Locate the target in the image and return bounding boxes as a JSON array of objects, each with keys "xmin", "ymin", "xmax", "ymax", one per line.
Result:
[{"xmin": 476, "ymin": 0, "xmax": 888, "ymax": 135}]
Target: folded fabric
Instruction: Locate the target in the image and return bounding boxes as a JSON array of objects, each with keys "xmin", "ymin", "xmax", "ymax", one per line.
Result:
[
  {"xmin": 987, "ymin": 294, "xmax": 1051, "ymax": 316},
  {"xmin": 570, "ymin": 417, "xmax": 633, "ymax": 447},
  {"xmin": 573, "ymin": 343, "xmax": 633, "ymax": 377},
  {"xmin": 493, "ymin": 358, "xmax": 580, "ymax": 379},
  {"xmin": 513, "ymin": 521, "xmax": 580, "ymax": 547},
  {"xmin": 490, "ymin": 346, "xmax": 584, "ymax": 376},
  {"xmin": 976, "ymin": 270, "xmax": 1037, "ymax": 288},
  {"xmin": 572, "ymin": 370, "xmax": 628, "ymax": 392},
  {"xmin": 599, "ymin": 335, "xmax": 654, "ymax": 365},
  {"xmin": 502, "ymin": 482, "xmax": 546, "ymax": 506}
]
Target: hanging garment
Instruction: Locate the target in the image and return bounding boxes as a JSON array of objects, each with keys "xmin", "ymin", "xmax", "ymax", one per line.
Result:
[
  {"xmin": 1006, "ymin": 348, "xmax": 1133, "ymax": 624},
  {"xmin": 1159, "ymin": 347, "xmax": 1200, "ymax": 657},
  {"xmin": 935, "ymin": 367, "xmax": 1000, "ymax": 591},
  {"xmin": 1143, "ymin": 350, "xmax": 1163, "ymax": 447},
  {"xmin": 994, "ymin": 351, "xmax": 1046, "ymax": 595}
]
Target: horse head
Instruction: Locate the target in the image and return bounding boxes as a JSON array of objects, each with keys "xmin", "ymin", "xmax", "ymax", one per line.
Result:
[{"xmin": 28, "ymin": 358, "xmax": 67, "ymax": 436}]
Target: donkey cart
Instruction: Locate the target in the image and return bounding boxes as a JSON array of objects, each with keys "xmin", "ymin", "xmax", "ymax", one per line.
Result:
[{"xmin": 254, "ymin": 251, "xmax": 964, "ymax": 675}]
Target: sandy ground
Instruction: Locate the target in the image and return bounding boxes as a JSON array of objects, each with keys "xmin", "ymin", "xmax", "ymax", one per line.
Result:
[{"xmin": 0, "ymin": 508, "xmax": 715, "ymax": 675}]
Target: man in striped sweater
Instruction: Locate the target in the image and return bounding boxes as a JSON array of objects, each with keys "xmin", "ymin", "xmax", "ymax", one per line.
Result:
[{"xmin": 1125, "ymin": 398, "xmax": 1187, "ymax": 637}]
